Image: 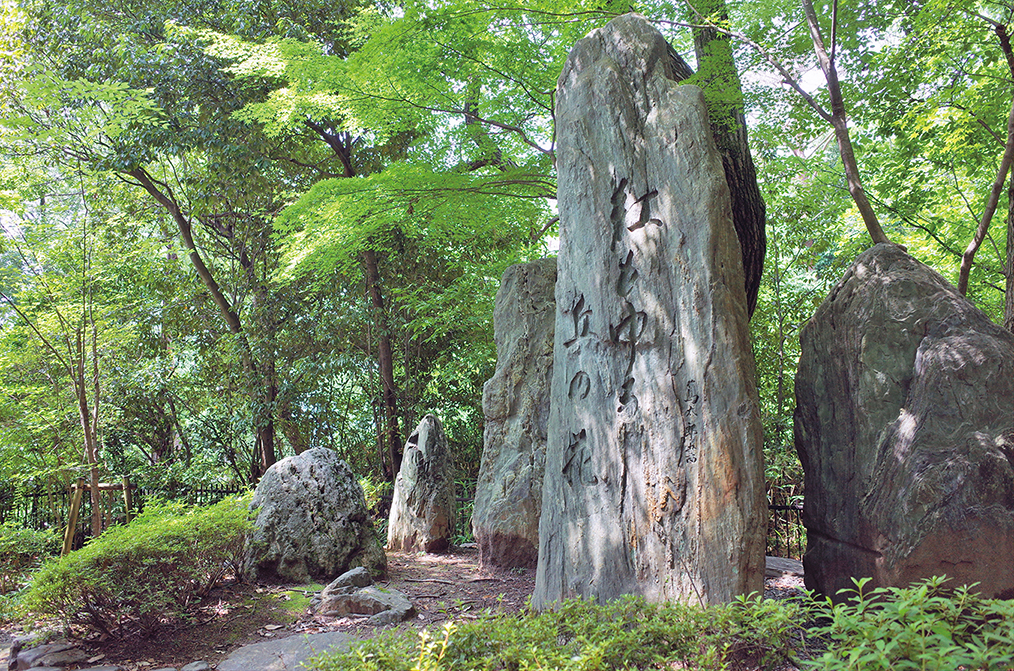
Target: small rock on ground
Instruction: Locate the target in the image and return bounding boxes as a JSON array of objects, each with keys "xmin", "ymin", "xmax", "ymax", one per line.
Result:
[{"xmin": 216, "ymin": 631, "xmax": 354, "ymax": 671}]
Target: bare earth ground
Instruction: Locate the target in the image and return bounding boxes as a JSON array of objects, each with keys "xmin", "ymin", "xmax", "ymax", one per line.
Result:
[
  {"xmin": 0, "ymin": 546, "xmax": 537, "ymax": 670},
  {"xmin": 2, "ymin": 548, "xmax": 805, "ymax": 670}
]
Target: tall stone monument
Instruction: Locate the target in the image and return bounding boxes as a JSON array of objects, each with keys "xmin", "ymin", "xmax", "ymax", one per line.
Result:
[
  {"xmin": 387, "ymin": 414, "xmax": 455, "ymax": 553},
  {"xmin": 473, "ymin": 258, "xmax": 557, "ymax": 569},
  {"xmin": 796, "ymin": 243, "xmax": 1014, "ymax": 600},
  {"xmin": 533, "ymin": 14, "xmax": 766, "ymax": 608}
]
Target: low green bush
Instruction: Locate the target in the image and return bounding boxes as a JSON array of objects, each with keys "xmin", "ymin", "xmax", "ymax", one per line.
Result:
[
  {"xmin": 307, "ymin": 593, "xmax": 811, "ymax": 670},
  {"xmin": 24, "ymin": 493, "xmax": 252, "ymax": 637},
  {"xmin": 807, "ymin": 576, "xmax": 1014, "ymax": 670},
  {"xmin": 0, "ymin": 523, "xmax": 60, "ymax": 593}
]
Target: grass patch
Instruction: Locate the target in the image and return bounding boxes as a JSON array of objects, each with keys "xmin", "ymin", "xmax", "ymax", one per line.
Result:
[
  {"xmin": 307, "ymin": 577, "xmax": 1014, "ymax": 671},
  {"xmin": 307, "ymin": 593, "xmax": 810, "ymax": 670}
]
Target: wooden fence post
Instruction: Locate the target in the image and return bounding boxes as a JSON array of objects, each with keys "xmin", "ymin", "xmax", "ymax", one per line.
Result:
[
  {"xmin": 122, "ymin": 476, "xmax": 132, "ymax": 524},
  {"xmin": 62, "ymin": 479, "xmax": 85, "ymax": 557}
]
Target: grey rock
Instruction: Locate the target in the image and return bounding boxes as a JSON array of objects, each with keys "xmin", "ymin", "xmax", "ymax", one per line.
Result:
[
  {"xmin": 321, "ymin": 566, "xmax": 374, "ymax": 598},
  {"xmin": 318, "ymin": 584, "xmax": 415, "ymax": 624},
  {"xmin": 32, "ymin": 648, "xmax": 90, "ymax": 669},
  {"xmin": 796, "ymin": 243, "xmax": 1014, "ymax": 600},
  {"xmin": 180, "ymin": 663, "xmax": 210, "ymax": 671},
  {"xmin": 17, "ymin": 642, "xmax": 86, "ymax": 670},
  {"xmin": 82, "ymin": 667, "xmax": 124, "ymax": 671},
  {"xmin": 244, "ymin": 448, "xmax": 386, "ymax": 583},
  {"xmin": 473, "ymin": 258, "xmax": 557, "ymax": 569},
  {"xmin": 151, "ymin": 668, "xmax": 177, "ymax": 671},
  {"xmin": 216, "ymin": 632, "xmax": 353, "ymax": 671},
  {"xmin": 387, "ymin": 415, "xmax": 455, "ymax": 553},
  {"xmin": 533, "ymin": 13, "xmax": 766, "ymax": 609},
  {"xmin": 9, "ymin": 633, "xmax": 59, "ymax": 671},
  {"xmin": 765, "ymin": 556, "xmax": 804, "ymax": 579}
]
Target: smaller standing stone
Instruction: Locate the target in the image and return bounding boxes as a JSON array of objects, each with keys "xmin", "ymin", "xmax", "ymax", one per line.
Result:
[
  {"xmin": 387, "ymin": 415, "xmax": 455, "ymax": 553},
  {"xmin": 473, "ymin": 258, "xmax": 556, "ymax": 569},
  {"xmin": 245, "ymin": 448, "xmax": 386, "ymax": 583}
]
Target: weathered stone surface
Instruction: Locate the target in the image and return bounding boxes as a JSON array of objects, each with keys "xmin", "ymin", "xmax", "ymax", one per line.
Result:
[
  {"xmin": 313, "ymin": 566, "xmax": 414, "ymax": 623},
  {"xmin": 216, "ymin": 632, "xmax": 353, "ymax": 671},
  {"xmin": 387, "ymin": 415, "xmax": 455, "ymax": 553},
  {"xmin": 795, "ymin": 243, "xmax": 1014, "ymax": 600},
  {"xmin": 318, "ymin": 585, "xmax": 416, "ymax": 624},
  {"xmin": 533, "ymin": 14, "xmax": 766, "ymax": 608},
  {"xmin": 765, "ymin": 556, "xmax": 803, "ymax": 579},
  {"xmin": 473, "ymin": 258, "xmax": 557, "ymax": 569},
  {"xmin": 245, "ymin": 448, "xmax": 386, "ymax": 583},
  {"xmin": 322, "ymin": 566, "xmax": 374, "ymax": 597},
  {"xmin": 16, "ymin": 642, "xmax": 85, "ymax": 670}
]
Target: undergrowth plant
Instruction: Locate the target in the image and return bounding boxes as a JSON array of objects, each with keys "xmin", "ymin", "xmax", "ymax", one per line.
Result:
[
  {"xmin": 307, "ymin": 593, "xmax": 812, "ymax": 670},
  {"xmin": 0, "ymin": 523, "xmax": 60, "ymax": 623},
  {"xmin": 0, "ymin": 523, "xmax": 59, "ymax": 593},
  {"xmin": 24, "ymin": 492, "xmax": 253, "ymax": 637},
  {"xmin": 807, "ymin": 576, "xmax": 1014, "ymax": 670}
]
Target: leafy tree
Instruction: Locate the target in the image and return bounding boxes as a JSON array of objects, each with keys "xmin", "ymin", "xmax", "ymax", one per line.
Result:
[{"xmin": 701, "ymin": 0, "xmax": 1011, "ymax": 325}]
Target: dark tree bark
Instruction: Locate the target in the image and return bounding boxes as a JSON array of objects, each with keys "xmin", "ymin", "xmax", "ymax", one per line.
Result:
[
  {"xmin": 674, "ymin": 1, "xmax": 766, "ymax": 317},
  {"xmin": 254, "ymin": 373, "xmax": 278, "ymax": 479},
  {"xmin": 126, "ymin": 167, "xmax": 277, "ymax": 479},
  {"xmin": 362, "ymin": 248, "xmax": 403, "ymax": 478},
  {"xmin": 1006, "ymin": 180, "xmax": 1014, "ymax": 332},
  {"xmin": 800, "ymin": 0, "xmax": 891, "ymax": 246},
  {"xmin": 958, "ymin": 19, "xmax": 1014, "ymax": 298}
]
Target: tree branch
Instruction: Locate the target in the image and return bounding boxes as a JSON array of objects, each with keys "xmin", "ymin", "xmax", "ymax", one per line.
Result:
[
  {"xmin": 304, "ymin": 120, "xmax": 355, "ymax": 177},
  {"xmin": 801, "ymin": 0, "xmax": 891, "ymax": 244},
  {"xmin": 958, "ymin": 21, "xmax": 1014, "ymax": 294},
  {"xmin": 656, "ymin": 16, "xmax": 833, "ymax": 122},
  {"xmin": 126, "ymin": 167, "xmax": 243, "ymax": 333}
]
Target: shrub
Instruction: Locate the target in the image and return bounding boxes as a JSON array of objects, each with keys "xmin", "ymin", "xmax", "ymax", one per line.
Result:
[
  {"xmin": 0, "ymin": 523, "xmax": 60, "ymax": 593},
  {"xmin": 307, "ymin": 593, "xmax": 812, "ymax": 670},
  {"xmin": 24, "ymin": 492, "xmax": 253, "ymax": 637},
  {"xmin": 807, "ymin": 576, "xmax": 1014, "ymax": 670}
]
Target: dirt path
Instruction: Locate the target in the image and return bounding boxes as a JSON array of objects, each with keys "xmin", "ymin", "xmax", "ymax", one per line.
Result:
[
  {"xmin": 291, "ymin": 545, "xmax": 535, "ymax": 638},
  {"xmin": 3, "ymin": 550, "xmax": 802, "ymax": 670},
  {"xmin": 3, "ymin": 546, "xmax": 535, "ymax": 670}
]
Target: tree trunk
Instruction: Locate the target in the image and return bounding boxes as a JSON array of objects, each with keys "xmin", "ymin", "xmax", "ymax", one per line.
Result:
[
  {"xmin": 362, "ymin": 248, "xmax": 403, "ymax": 478},
  {"xmin": 801, "ymin": 0, "xmax": 891, "ymax": 245},
  {"xmin": 958, "ymin": 22, "xmax": 1014, "ymax": 297},
  {"xmin": 688, "ymin": 0, "xmax": 767, "ymax": 317},
  {"xmin": 1006, "ymin": 179, "xmax": 1014, "ymax": 332},
  {"xmin": 128, "ymin": 168, "xmax": 282, "ymax": 478},
  {"xmin": 74, "ymin": 379, "xmax": 102, "ymax": 538},
  {"xmin": 257, "ymin": 377, "xmax": 278, "ymax": 475}
]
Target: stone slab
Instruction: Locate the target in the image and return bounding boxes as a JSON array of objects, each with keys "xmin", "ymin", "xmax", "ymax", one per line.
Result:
[
  {"xmin": 533, "ymin": 13, "xmax": 766, "ymax": 608},
  {"xmin": 217, "ymin": 632, "xmax": 354, "ymax": 671}
]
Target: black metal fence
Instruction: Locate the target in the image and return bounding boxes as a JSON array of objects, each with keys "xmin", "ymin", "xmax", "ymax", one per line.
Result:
[
  {"xmin": 2, "ymin": 483, "xmax": 805, "ymax": 560},
  {"xmin": 767, "ymin": 504, "xmax": 804, "ymax": 561}
]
